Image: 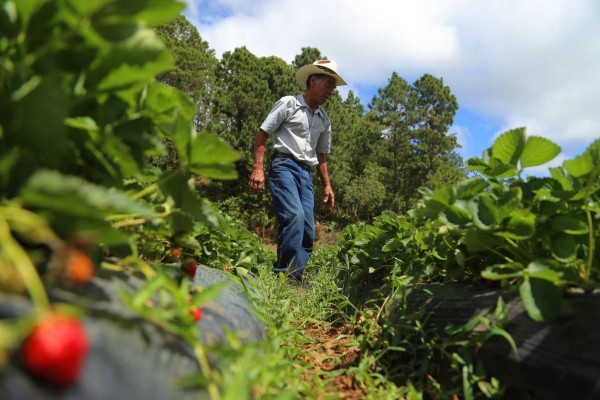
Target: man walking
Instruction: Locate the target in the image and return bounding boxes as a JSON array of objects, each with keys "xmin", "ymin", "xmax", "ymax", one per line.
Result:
[{"xmin": 248, "ymin": 60, "xmax": 347, "ymax": 281}]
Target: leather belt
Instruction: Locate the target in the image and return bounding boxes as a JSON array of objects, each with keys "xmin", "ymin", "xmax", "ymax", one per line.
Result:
[{"xmin": 272, "ymin": 152, "xmax": 312, "ymax": 169}]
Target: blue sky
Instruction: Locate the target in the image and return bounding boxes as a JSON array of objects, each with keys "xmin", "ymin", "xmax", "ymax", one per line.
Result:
[{"xmin": 182, "ymin": 0, "xmax": 599, "ymax": 173}]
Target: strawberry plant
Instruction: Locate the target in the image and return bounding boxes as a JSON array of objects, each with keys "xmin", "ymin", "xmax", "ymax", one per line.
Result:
[
  {"xmin": 416, "ymin": 128, "xmax": 599, "ymax": 321},
  {"xmin": 337, "ymin": 128, "xmax": 598, "ymax": 322},
  {"xmin": 336, "ymin": 210, "xmax": 458, "ymax": 307},
  {"xmin": 330, "ymin": 128, "xmax": 599, "ymax": 397}
]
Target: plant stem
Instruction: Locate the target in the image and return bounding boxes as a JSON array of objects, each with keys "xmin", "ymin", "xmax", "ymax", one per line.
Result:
[
  {"xmin": 132, "ymin": 183, "xmax": 158, "ymax": 200},
  {"xmin": 111, "ymin": 218, "xmax": 146, "ymax": 228},
  {"xmin": 0, "ymin": 219, "xmax": 49, "ymax": 311},
  {"xmin": 194, "ymin": 343, "xmax": 221, "ymax": 400}
]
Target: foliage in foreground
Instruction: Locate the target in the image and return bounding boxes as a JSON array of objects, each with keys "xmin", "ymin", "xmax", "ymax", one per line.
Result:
[{"xmin": 0, "ymin": 0, "xmax": 241, "ymax": 397}]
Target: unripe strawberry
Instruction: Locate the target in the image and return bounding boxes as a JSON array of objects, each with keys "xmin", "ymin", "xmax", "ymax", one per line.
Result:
[
  {"xmin": 64, "ymin": 248, "xmax": 95, "ymax": 285},
  {"xmin": 21, "ymin": 315, "xmax": 89, "ymax": 387}
]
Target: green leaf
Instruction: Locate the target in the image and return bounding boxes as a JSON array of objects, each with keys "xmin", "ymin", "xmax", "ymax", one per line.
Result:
[
  {"xmin": 519, "ymin": 276, "xmax": 564, "ymax": 322},
  {"xmin": 550, "ymin": 216, "xmax": 588, "ymax": 235},
  {"xmin": 135, "ymin": 0, "xmax": 185, "ymax": 26},
  {"xmin": 20, "ymin": 170, "xmax": 154, "ymax": 219},
  {"xmin": 584, "ymin": 138, "xmax": 600, "ymax": 162},
  {"xmin": 464, "ymin": 157, "xmax": 489, "ymax": 174},
  {"xmin": 549, "ymin": 167, "xmax": 575, "ymax": 192},
  {"xmin": 431, "ymin": 186, "xmax": 455, "ymax": 205},
  {"xmin": 93, "ymin": 29, "xmax": 173, "ymax": 91},
  {"xmin": 132, "ymin": 274, "xmax": 167, "ymax": 308},
  {"xmin": 146, "ymin": 82, "xmax": 196, "ymax": 126},
  {"xmin": 66, "ymin": 0, "xmax": 112, "ymax": 16},
  {"xmin": 473, "ymin": 196, "xmax": 500, "ymax": 229},
  {"xmin": 482, "ymin": 263, "xmax": 524, "ymax": 280},
  {"xmin": 464, "ymin": 230, "xmax": 500, "ymax": 253},
  {"xmin": 462, "ymin": 364, "xmax": 474, "ymax": 400},
  {"xmin": 13, "ymin": 0, "xmax": 46, "ymax": 28},
  {"xmin": 454, "ymin": 177, "xmax": 489, "ymax": 199},
  {"xmin": 520, "ymin": 136, "xmax": 561, "ymax": 168},
  {"xmin": 158, "ymin": 171, "xmax": 212, "ymax": 221},
  {"xmin": 477, "ymin": 381, "xmax": 496, "ymax": 398},
  {"xmin": 551, "ymin": 234, "xmax": 578, "ymax": 262},
  {"xmin": 7, "ymin": 74, "xmax": 70, "ymax": 165},
  {"xmin": 496, "ymin": 209, "xmax": 536, "ymax": 240},
  {"xmin": 96, "ymin": 135, "xmax": 142, "ymax": 179},
  {"xmin": 487, "ymin": 325, "xmax": 519, "ymax": 359},
  {"xmin": 189, "ymin": 283, "xmax": 228, "ymax": 304},
  {"xmin": 0, "ymin": 0, "xmax": 19, "ymax": 38},
  {"xmin": 442, "ymin": 200, "xmax": 472, "ymax": 227},
  {"xmin": 65, "ymin": 116, "xmax": 100, "ymax": 132},
  {"xmin": 415, "ymin": 198, "xmax": 447, "ymax": 219},
  {"xmin": 144, "ymin": 82, "xmax": 196, "ymax": 164},
  {"xmin": 54, "ymin": 215, "xmax": 131, "ymax": 245},
  {"xmin": 488, "ymin": 160, "xmax": 519, "ymax": 178},
  {"xmin": 491, "ymin": 127, "xmax": 526, "ymax": 166},
  {"xmin": 495, "ymin": 296, "xmax": 509, "ymax": 326},
  {"xmin": 563, "ymin": 153, "xmax": 594, "ymax": 177},
  {"xmin": 171, "ymin": 211, "xmax": 195, "ymax": 234},
  {"xmin": 93, "ymin": 21, "xmax": 139, "ymax": 42},
  {"xmin": 465, "ymin": 157, "xmax": 517, "ymax": 179},
  {"xmin": 526, "ymin": 260, "xmax": 567, "ymax": 285},
  {"xmin": 10, "ymin": 75, "xmax": 41, "ymax": 101},
  {"xmin": 188, "ymin": 134, "xmax": 240, "ymax": 180},
  {"xmin": 0, "ymin": 148, "xmax": 20, "ymax": 188}
]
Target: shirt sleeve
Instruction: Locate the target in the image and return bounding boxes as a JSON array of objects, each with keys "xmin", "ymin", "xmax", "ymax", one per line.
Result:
[
  {"xmin": 260, "ymin": 96, "xmax": 295, "ymax": 135},
  {"xmin": 315, "ymin": 114, "xmax": 332, "ymax": 154}
]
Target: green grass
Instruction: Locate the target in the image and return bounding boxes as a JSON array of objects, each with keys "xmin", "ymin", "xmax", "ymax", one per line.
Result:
[{"xmin": 206, "ymin": 246, "xmax": 412, "ymax": 400}]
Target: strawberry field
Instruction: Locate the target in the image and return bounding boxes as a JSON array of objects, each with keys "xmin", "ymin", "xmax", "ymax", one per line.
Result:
[{"xmin": 1, "ymin": 0, "xmax": 599, "ymax": 399}]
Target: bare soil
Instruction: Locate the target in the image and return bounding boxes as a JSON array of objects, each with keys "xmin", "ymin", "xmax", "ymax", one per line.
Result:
[
  {"xmin": 260, "ymin": 222, "xmax": 341, "ymax": 253},
  {"xmin": 293, "ymin": 322, "xmax": 366, "ymax": 399}
]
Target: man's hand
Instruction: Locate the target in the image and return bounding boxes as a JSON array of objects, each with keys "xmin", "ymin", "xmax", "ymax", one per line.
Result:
[
  {"xmin": 249, "ymin": 130, "xmax": 268, "ymax": 193},
  {"xmin": 248, "ymin": 168, "xmax": 265, "ymax": 193},
  {"xmin": 323, "ymin": 185, "xmax": 335, "ymax": 209}
]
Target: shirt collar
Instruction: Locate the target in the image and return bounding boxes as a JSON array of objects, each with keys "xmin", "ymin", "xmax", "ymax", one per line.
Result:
[{"xmin": 297, "ymin": 94, "xmax": 323, "ymax": 116}]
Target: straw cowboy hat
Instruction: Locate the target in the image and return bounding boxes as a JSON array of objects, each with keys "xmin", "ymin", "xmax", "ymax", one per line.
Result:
[{"xmin": 295, "ymin": 60, "xmax": 348, "ymax": 89}]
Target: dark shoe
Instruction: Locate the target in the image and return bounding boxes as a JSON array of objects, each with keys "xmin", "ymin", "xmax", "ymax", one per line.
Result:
[{"xmin": 286, "ymin": 273, "xmax": 307, "ymax": 288}]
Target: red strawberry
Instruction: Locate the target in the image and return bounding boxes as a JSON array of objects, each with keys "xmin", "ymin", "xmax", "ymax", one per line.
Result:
[
  {"xmin": 225, "ymin": 265, "xmax": 231, "ymax": 272},
  {"xmin": 484, "ymin": 278, "xmax": 497, "ymax": 288},
  {"xmin": 172, "ymin": 248, "xmax": 181, "ymax": 257},
  {"xmin": 182, "ymin": 261, "xmax": 198, "ymax": 279},
  {"xmin": 188, "ymin": 307, "xmax": 203, "ymax": 322},
  {"xmin": 21, "ymin": 315, "xmax": 89, "ymax": 387}
]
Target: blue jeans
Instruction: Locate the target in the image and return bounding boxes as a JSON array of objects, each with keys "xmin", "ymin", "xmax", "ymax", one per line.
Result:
[{"xmin": 269, "ymin": 156, "xmax": 315, "ymax": 279}]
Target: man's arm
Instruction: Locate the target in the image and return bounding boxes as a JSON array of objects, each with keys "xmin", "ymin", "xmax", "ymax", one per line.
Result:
[
  {"xmin": 317, "ymin": 153, "xmax": 335, "ymax": 209},
  {"xmin": 248, "ymin": 129, "xmax": 269, "ymax": 193}
]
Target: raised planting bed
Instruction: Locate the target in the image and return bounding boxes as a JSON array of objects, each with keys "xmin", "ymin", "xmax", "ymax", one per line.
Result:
[
  {"xmin": 0, "ymin": 264, "xmax": 266, "ymax": 399},
  {"xmin": 404, "ymin": 283, "xmax": 600, "ymax": 400}
]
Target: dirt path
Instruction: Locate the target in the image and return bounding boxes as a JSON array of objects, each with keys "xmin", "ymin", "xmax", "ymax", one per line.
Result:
[{"xmin": 293, "ymin": 322, "xmax": 366, "ymax": 399}]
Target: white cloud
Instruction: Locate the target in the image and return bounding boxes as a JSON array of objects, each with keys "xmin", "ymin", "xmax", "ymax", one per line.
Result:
[
  {"xmin": 184, "ymin": 0, "xmax": 600, "ymax": 158},
  {"xmin": 451, "ymin": 124, "xmax": 471, "ymax": 158}
]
